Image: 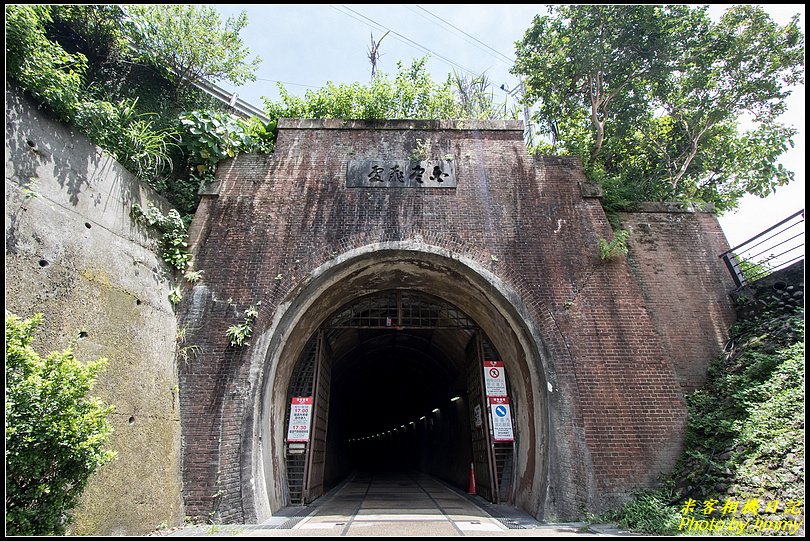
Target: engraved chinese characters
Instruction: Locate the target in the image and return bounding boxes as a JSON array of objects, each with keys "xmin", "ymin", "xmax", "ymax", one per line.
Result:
[{"xmin": 347, "ymin": 159, "xmax": 456, "ymax": 188}]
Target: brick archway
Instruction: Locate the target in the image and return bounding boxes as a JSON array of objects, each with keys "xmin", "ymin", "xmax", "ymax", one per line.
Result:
[{"xmin": 244, "ymin": 242, "xmax": 560, "ymax": 523}]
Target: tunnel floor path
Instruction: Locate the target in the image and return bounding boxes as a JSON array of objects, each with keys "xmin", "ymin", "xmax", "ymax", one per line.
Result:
[
  {"xmin": 163, "ymin": 470, "xmax": 630, "ymax": 536},
  {"xmin": 291, "ymin": 470, "xmax": 508, "ymax": 535}
]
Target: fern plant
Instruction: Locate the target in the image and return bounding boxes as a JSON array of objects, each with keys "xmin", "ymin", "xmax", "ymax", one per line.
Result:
[
  {"xmin": 226, "ymin": 303, "xmax": 260, "ymax": 347},
  {"xmin": 598, "ymin": 229, "xmax": 630, "ymax": 261}
]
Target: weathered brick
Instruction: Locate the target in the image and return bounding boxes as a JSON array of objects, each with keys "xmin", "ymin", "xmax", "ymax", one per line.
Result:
[{"xmin": 180, "ymin": 120, "xmax": 735, "ymax": 521}]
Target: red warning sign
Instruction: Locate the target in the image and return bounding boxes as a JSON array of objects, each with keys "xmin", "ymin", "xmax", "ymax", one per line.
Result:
[
  {"xmin": 483, "ymin": 360, "xmax": 507, "ymax": 397},
  {"xmin": 286, "ymin": 396, "xmax": 313, "ymax": 442}
]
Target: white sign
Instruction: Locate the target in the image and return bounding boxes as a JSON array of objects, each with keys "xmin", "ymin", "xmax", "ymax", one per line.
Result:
[
  {"xmin": 287, "ymin": 396, "xmax": 313, "ymax": 442},
  {"xmin": 489, "ymin": 397, "xmax": 514, "ymax": 442},
  {"xmin": 483, "ymin": 360, "xmax": 507, "ymax": 397}
]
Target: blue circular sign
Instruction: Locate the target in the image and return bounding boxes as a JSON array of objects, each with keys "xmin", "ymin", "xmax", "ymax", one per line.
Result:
[{"xmin": 495, "ymin": 405, "xmax": 507, "ymax": 417}]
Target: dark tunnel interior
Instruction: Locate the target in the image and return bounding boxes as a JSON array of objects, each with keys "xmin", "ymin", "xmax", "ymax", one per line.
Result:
[
  {"xmin": 324, "ymin": 327, "xmax": 475, "ymax": 491},
  {"xmin": 284, "ymin": 290, "xmax": 511, "ymax": 503}
]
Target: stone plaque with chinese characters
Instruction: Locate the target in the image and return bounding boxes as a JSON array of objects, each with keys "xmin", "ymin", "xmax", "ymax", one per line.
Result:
[{"xmin": 346, "ymin": 159, "xmax": 456, "ymax": 188}]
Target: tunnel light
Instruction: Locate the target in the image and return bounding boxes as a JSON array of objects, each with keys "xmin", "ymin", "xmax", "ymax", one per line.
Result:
[
  {"xmin": 401, "ymin": 425, "xmax": 405, "ymax": 429},
  {"xmin": 450, "ymin": 396, "xmax": 461, "ymax": 402},
  {"xmin": 410, "ymin": 421, "xmax": 415, "ymax": 425},
  {"xmin": 420, "ymin": 416, "xmax": 426, "ymax": 420},
  {"xmin": 432, "ymin": 408, "xmax": 440, "ymax": 413}
]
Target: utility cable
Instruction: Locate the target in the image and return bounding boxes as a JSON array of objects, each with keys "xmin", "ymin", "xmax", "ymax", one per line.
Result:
[
  {"xmin": 255, "ymin": 77, "xmax": 321, "ymax": 89},
  {"xmin": 412, "ymin": 4, "xmax": 516, "ymax": 66},
  {"xmin": 329, "ymin": 4, "xmax": 483, "ymax": 78}
]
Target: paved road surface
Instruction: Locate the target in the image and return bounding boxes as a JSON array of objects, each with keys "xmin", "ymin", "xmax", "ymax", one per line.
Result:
[{"xmin": 164, "ymin": 471, "xmax": 628, "ymax": 536}]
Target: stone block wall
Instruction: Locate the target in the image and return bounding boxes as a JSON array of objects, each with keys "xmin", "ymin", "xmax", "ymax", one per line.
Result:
[{"xmin": 732, "ymin": 260, "xmax": 804, "ymax": 320}]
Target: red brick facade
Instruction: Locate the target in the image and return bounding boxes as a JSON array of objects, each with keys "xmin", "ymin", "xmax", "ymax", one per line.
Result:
[
  {"xmin": 179, "ymin": 119, "xmax": 735, "ymax": 522},
  {"xmin": 619, "ymin": 205, "xmax": 738, "ymax": 391}
]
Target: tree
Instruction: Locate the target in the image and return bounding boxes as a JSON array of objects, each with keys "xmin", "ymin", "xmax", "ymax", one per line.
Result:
[
  {"xmin": 48, "ymin": 5, "xmax": 131, "ymax": 65},
  {"xmin": 451, "ymin": 71, "xmax": 515, "ymax": 121},
  {"xmin": 5, "ymin": 313, "xmax": 116, "ymax": 535},
  {"xmin": 124, "ymin": 5, "xmax": 261, "ymax": 99},
  {"xmin": 513, "ymin": 5, "xmax": 804, "ymax": 213},
  {"xmin": 5, "ymin": 4, "xmax": 88, "ymax": 122}
]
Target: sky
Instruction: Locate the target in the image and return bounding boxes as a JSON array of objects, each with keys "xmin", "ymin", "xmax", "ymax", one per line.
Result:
[{"xmin": 210, "ymin": 4, "xmax": 805, "ymax": 249}]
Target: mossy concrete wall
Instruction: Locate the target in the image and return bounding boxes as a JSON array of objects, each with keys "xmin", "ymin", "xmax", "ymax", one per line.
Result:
[{"xmin": 4, "ymin": 85, "xmax": 184, "ymax": 535}]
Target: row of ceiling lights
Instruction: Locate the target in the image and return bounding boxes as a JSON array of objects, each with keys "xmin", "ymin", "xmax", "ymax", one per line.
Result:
[{"xmin": 347, "ymin": 395, "xmax": 462, "ymax": 443}]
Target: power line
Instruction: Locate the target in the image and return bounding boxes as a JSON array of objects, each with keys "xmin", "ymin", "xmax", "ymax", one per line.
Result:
[
  {"xmin": 402, "ymin": 5, "xmax": 508, "ymax": 68},
  {"xmin": 329, "ymin": 4, "xmax": 483, "ymax": 78},
  {"xmin": 255, "ymin": 77, "xmax": 320, "ymax": 89},
  {"xmin": 410, "ymin": 6, "xmax": 532, "ymax": 143},
  {"xmin": 412, "ymin": 5, "xmax": 516, "ymax": 66},
  {"xmin": 334, "ymin": 4, "xmax": 480, "ymax": 75},
  {"xmin": 251, "ymin": 5, "xmax": 526, "ymax": 129}
]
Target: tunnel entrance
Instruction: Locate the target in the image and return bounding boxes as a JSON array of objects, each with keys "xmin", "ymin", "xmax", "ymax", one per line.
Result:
[{"xmin": 283, "ymin": 290, "xmax": 516, "ymax": 507}]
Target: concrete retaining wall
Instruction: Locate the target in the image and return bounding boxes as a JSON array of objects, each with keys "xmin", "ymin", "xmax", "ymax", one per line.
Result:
[{"xmin": 4, "ymin": 85, "xmax": 184, "ymax": 535}]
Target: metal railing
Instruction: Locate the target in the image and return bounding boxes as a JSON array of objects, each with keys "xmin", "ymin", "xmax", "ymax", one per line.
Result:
[
  {"xmin": 719, "ymin": 209, "xmax": 805, "ymax": 289},
  {"xmin": 189, "ymin": 76, "xmax": 270, "ymax": 123}
]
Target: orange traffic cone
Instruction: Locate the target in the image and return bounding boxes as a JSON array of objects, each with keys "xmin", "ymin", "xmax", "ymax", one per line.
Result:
[{"xmin": 468, "ymin": 462, "xmax": 476, "ymax": 494}]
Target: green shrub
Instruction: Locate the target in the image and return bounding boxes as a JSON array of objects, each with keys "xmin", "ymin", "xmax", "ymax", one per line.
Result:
[
  {"xmin": 74, "ymin": 98, "xmax": 179, "ymax": 185},
  {"xmin": 178, "ymin": 110, "xmax": 272, "ymax": 175},
  {"xmin": 226, "ymin": 304, "xmax": 260, "ymax": 347},
  {"xmin": 608, "ymin": 310, "xmax": 804, "ymax": 535},
  {"xmin": 5, "ymin": 312, "xmax": 116, "ymax": 535},
  {"xmin": 597, "ymin": 229, "xmax": 630, "ymax": 260},
  {"xmin": 132, "ymin": 203, "xmax": 192, "ymax": 271},
  {"xmin": 616, "ymin": 487, "xmax": 682, "ymax": 535}
]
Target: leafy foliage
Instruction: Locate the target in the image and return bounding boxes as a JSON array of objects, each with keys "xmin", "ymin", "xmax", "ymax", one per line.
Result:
[
  {"xmin": 694, "ymin": 312, "xmax": 803, "ymax": 497},
  {"xmin": 168, "ymin": 286, "xmax": 184, "ymax": 306},
  {"xmin": 615, "ymin": 485, "xmax": 682, "ymax": 535},
  {"xmin": 597, "ymin": 229, "xmax": 630, "ymax": 261},
  {"xmin": 184, "ymin": 269, "xmax": 205, "ymax": 285},
  {"xmin": 513, "ymin": 5, "xmax": 805, "ymax": 213},
  {"xmin": 226, "ymin": 304, "xmax": 260, "ymax": 347},
  {"xmin": 737, "ymin": 258, "xmax": 773, "ymax": 285},
  {"xmin": 264, "ymin": 57, "xmax": 463, "ymax": 121},
  {"xmin": 451, "ymin": 71, "xmax": 516, "ymax": 121},
  {"xmin": 5, "ymin": 5, "xmax": 87, "ymax": 122},
  {"xmin": 613, "ymin": 307, "xmax": 804, "ymax": 535},
  {"xmin": 6, "ymin": 4, "xmax": 271, "ymax": 219},
  {"xmin": 5, "ymin": 313, "xmax": 115, "ymax": 536},
  {"xmin": 124, "ymin": 5, "xmax": 261, "ymax": 98},
  {"xmin": 74, "ymin": 98, "xmax": 179, "ymax": 185},
  {"xmin": 132, "ymin": 203, "xmax": 192, "ymax": 272},
  {"xmin": 47, "ymin": 4, "xmax": 131, "ymax": 66},
  {"xmin": 179, "ymin": 111, "xmax": 276, "ymax": 176}
]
